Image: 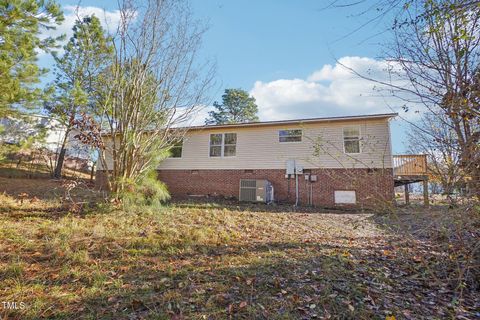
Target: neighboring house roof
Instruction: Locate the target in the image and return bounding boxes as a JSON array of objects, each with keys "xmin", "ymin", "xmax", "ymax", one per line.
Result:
[{"xmin": 186, "ymin": 113, "xmax": 398, "ymax": 131}]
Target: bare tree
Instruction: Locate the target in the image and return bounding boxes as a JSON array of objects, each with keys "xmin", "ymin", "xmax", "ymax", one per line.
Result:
[
  {"xmin": 406, "ymin": 111, "xmax": 465, "ymax": 200},
  {"xmin": 334, "ymin": 0, "xmax": 480, "ymax": 198},
  {"xmin": 324, "ymin": 0, "xmax": 480, "ymax": 36},
  {"xmin": 388, "ymin": 1, "xmax": 480, "ymax": 198},
  {"xmin": 75, "ymin": 0, "xmax": 214, "ymax": 196}
]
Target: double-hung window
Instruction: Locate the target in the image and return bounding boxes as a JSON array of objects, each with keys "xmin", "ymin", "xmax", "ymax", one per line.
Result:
[
  {"xmin": 279, "ymin": 129, "xmax": 302, "ymax": 142},
  {"xmin": 223, "ymin": 133, "xmax": 237, "ymax": 156},
  {"xmin": 210, "ymin": 133, "xmax": 236, "ymax": 157},
  {"xmin": 169, "ymin": 140, "xmax": 183, "ymax": 158},
  {"xmin": 343, "ymin": 127, "xmax": 361, "ymax": 154}
]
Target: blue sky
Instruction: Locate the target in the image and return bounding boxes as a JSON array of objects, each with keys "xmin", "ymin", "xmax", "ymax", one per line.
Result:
[
  {"xmin": 44, "ymin": 0, "xmax": 410, "ymax": 152},
  {"xmin": 190, "ymin": 1, "xmax": 383, "ymax": 86}
]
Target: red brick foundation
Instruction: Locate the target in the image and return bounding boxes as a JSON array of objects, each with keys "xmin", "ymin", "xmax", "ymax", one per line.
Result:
[
  {"xmin": 155, "ymin": 168, "xmax": 394, "ymax": 208},
  {"xmin": 96, "ymin": 168, "xmax": 394, "ymax": 208}
]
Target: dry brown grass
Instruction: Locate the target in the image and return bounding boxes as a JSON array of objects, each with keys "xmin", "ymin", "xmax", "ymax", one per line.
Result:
[
  {"xmin": 0, "ymin": 162, "xmax": 91, "ymax": 180},
  {"xmin": 0, "ymin": 179, "xmax": 479, "ymax": 319},
  {"xmin": 0, "ymin": 177, "xmax": 99, "ymax": 202}
]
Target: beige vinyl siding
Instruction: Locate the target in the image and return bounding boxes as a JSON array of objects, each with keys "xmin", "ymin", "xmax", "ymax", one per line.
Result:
[
  {"xmin": 98, "ymin": 118, "xmax": 393, "ymax": 171},
  {"xmin": 97, "ymin": 138, "xmax": 114, "ymax": 170},
  {"xmin": 157, "ymin": 118, "xmax": 393, "ymax": 170}
]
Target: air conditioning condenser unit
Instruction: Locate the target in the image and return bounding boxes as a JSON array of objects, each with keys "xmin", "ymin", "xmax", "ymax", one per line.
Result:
[{"xmin": 239, "ymin": 179, "xmax": 274, "ymax": 203}]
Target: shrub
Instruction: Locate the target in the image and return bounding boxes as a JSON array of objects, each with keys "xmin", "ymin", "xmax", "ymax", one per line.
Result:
[{"xmin": 119, "ymin": 170, "xmax": 170, "ymax": 210}]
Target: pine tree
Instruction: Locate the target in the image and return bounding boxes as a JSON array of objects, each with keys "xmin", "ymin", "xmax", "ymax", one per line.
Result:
[
  {"xmin": 0, "ymin": 0, "xmax": 63, "ymax": 116},
  {"xmin": 206, "ymin": 89, "xmax": 259, "ymax": 125},
  {"xmin": 45, "ymin": 15, "xmax": 112, "ymax": 178}
]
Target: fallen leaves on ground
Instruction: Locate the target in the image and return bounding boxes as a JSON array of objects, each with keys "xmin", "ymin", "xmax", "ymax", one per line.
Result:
[{"xmin": 0, "ymin": 188, "xmax": 479, "ymax": 319}]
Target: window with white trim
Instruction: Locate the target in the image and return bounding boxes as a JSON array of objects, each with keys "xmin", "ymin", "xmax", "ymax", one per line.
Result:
[
  {"xmin": 169, "ymin": 140, "xmax": 183, "ymax": 158},
  {"xmin": 343, "ymin": 127, "xmax": 360, "ymax": 154},
  {"xmin": 279, "ymin": 129, "xmax": 302, "ymax": 142},
  {"xmin": 223, "ymin": 133, "xmax": 237, "ymax": 156},
  {"xmin": 209, "ymin": 134, "xmax": 222, "ymax": 157},
  {"xmin": 209, "ymin": 133, "xmax": 236, "ymax": 157}
]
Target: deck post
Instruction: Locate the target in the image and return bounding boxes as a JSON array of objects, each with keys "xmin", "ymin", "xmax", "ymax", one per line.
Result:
[
  {"xmin": 404, "ymin": 184, "xmax": 410, "ymax": 205},
  {"xmin": 393, "ymin": 155, "xmax": 430, "ymax": 207},
  {"xmin": 423, "ymin": 179, "xmax": 429, "ymax": 207}
]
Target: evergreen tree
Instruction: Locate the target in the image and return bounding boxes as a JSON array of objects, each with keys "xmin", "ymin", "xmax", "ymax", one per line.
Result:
[
  {"xmin": 0, "ymin": 0, "xmax": 63, "ymax": 116},
  {"xmin": 206, "ymin": 89, "xmax": 259, "ymax": 125},
  {"xmin": 46, "ymin": 15, "xmax": 112, "ymax": 178}
]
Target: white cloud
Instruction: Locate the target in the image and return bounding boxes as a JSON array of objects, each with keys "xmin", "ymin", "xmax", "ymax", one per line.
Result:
[
  {"xmin": 189, "ymin": 106, "xmax": 213, "ymax": 126},
  {"xmin": 175, "ymin": 105, "xmax": 213, "ymax": 127},
  {"xmin": 250, "ymin": 56, "xmax": 419, "ymax": 121},
  {"xmin": 40, "ymin": 5, "xmax": 123, "ymax": 53}
]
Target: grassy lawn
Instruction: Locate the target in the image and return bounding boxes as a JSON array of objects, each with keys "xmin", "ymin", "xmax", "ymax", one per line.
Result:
[{"xmin": 0, "ymin": 178, "xmax": 479, "ymax": 319}]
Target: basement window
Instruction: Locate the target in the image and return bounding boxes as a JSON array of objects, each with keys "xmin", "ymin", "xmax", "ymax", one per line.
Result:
[
  {"xmin": 343, "ymin": 127, "xmax": 361, "ymax": 154},
  {"xmin": 279, "ymin": 129, "xmax": 302, "ymax": 142},
  {"xmin": 334, "ymin": 190, "xmax": 357, "ymax": 204},
  {"xmin": 209, "ymin": 133, "xmax": 237, "ymax": 157}
]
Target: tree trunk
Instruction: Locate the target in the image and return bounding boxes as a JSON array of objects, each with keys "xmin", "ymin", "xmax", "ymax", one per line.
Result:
[
  {"xmin": 53, "ymin": 129, "xmax": 70, "ymax": 179},
  {"xmin": 90, "ymin": 161, "xmax": 96, "ymax": 182},
  {"xmin": 53, "ymin": 147, "xmax": 67, "ymax": 179}
]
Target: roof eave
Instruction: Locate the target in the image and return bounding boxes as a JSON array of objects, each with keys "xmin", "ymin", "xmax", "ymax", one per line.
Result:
[
  {"xmin": 185, "ymin": 113, "xmax": 398, "ymax": 131},
  {"xmin": 100, "ymin": 113, "xmax": 398, "ymax": 137}
]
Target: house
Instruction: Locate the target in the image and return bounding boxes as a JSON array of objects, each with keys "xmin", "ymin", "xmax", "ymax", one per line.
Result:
[
  {"xmin": 0, "ymin": 114, "xmax": 91, "ymax": 160},
  {"xmin": 97, "ymin": 113, "xmax": 411, "ymax": 207}
]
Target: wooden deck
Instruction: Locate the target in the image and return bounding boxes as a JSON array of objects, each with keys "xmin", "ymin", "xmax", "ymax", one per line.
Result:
[
  {"xmin": 393, "ymin": 154, "xmax": 429, "ymax": 206},
  {"xmin": 393, "ymin": 154, "xmax": 428, "ymax": 186}
]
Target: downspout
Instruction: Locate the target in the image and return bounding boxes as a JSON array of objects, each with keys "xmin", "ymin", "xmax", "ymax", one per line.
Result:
[
  {"xmin": 310, "ymin": 180, "xmax": 313, "ymax": 206},
  {"xmin": 295, "ymin": 170, "xmax": 299, "ymax": 207}
]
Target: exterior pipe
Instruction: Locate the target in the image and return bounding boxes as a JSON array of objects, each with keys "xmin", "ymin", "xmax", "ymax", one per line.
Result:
[{"xmin": 295, "ymin": 172, "xmax": 299, "ymax": 207}]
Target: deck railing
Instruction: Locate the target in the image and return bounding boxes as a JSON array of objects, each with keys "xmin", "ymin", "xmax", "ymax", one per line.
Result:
[{"xmin": 393, "ymin": 154, "xmax": 428, "ymax": 176}]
